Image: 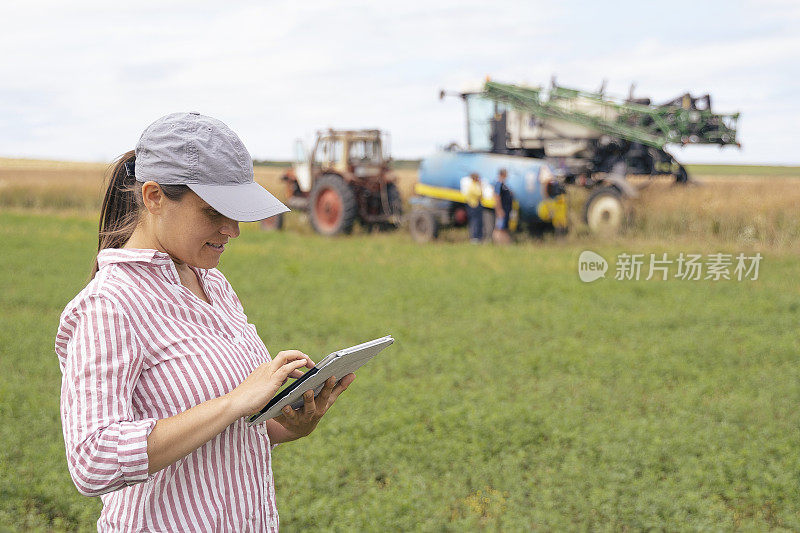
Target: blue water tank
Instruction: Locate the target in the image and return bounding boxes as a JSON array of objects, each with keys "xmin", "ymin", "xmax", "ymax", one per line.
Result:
[{"xmin": 418, "ymin": 151, "xmax": 551, "ymax": 218}]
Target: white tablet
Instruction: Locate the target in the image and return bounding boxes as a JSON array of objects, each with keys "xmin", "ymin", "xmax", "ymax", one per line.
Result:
[{"xmin": 246, "ymin": 335, "xmax": 394, "ymax": 426}]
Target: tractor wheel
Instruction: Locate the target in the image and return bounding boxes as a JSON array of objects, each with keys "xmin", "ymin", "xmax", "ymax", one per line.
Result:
[
  {"xmin": 380, "ymin": 182, "xmax": 404, "ymax": 231},
  {"xmin": 409, "ymin": 209, "xmax": 439, "ymax": 243},
  {"xmin": 674, "ymin": 164, "xmax": 689, "ymax": 184},
  {"xmin": 259, "ymin": 212, "xmax": 284, "ymax": 231},
  {"xmin": 388, "ymin": 183, "xmax": 403, "ymax": 216},
  {"xmin": 309, "ymin": 174, "xmax": 357, "ymax": 236},
  {"xmin": 583, "ymin": 186, "xmax": 628, "ymax": 235}
]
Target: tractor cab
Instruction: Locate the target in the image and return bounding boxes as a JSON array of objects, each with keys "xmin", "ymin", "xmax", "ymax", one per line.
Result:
[
  {"xmin": 307, "ymin": 129, "xmax": 390, "ymax": 182},
  {"xmin": 283, "ymin": 129, "xmax": 401, "ymax": 236}
]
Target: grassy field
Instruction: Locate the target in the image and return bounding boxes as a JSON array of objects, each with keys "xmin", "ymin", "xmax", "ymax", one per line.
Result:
[
  {"xmin": 1, "ymin": 206, "xmax": 799, "ymax": 530},
  {"xmin": 1, "ymin": 158, "xmax": 799, "ymax": 529}
]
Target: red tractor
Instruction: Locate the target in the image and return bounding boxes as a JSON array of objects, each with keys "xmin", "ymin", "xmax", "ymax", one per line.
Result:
[{"xmin": 268, "ymin": 129, "xmax": 402, "ymax": 235}]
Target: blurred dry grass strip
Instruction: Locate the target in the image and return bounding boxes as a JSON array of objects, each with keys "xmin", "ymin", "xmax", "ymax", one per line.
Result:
[
  {"xmin": 0, "ymin": 158, "xmax": 419, "ymax": 211},
  {"xmin": 626, "ymin": 178, "xmax": 800, "ymax": 249},
  {"xmin": 2, "ymin": 158, "xmax": 798, "ymax": 249},
  {"xmin": 685, "ymin": 164, "xmax": 800, "ymax": 178},
  {"xmin": 0, "ymin": 159, "xmax": 108, "ymax": 211}
]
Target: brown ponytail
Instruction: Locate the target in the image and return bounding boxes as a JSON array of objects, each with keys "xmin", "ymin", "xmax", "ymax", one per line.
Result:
[{"xmin": 90, "ymin": 151, "xmax": 189, "ymax": 279}]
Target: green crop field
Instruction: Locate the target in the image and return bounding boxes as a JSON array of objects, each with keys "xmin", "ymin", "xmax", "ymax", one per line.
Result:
[{"xmin": 1, "ymin": 210, "xmax": 798, "ymax": 531}]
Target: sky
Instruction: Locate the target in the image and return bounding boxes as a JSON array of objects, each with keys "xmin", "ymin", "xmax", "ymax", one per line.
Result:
[{"xmin": 1, "ymin": 0, "xmax": 798, "ymax": 165}]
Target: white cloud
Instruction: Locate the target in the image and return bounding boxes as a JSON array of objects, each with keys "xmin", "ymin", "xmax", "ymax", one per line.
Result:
[{"xmin": 0, "ymin": 0, "xmax": 798, "ymax": 164}]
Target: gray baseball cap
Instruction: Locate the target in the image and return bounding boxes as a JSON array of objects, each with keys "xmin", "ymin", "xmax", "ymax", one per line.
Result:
[{"xmin": 134, "ymin": 112, "xmax": 288, "ymax": 222}]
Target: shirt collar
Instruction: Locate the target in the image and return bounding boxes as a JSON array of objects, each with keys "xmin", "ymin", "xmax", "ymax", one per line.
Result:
[{"xmin": 97, "ymin": 248, "xmax": 209, "ymax": 280}]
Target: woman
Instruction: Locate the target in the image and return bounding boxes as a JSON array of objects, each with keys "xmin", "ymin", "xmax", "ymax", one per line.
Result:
[{"xmin": 55, "ymin": 112, "xmax": 354, "ymax": 531}]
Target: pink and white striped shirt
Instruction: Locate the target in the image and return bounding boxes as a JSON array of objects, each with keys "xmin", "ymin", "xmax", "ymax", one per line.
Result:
[{"xmin": 55, "ymin": 248, "xmax": 280, "ymax": 532}]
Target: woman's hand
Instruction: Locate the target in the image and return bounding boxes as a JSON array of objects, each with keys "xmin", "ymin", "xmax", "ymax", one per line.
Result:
[
  {"xmin": 227, "ymin": 350, "xmax": 314, "ymax": 419},
  {"xmin": 273, "ymin": 373, "xmax": 356, "ymax": 440}
]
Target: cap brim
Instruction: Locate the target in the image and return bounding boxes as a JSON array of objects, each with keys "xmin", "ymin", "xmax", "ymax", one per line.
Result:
[{"xmin": 188, "ymin": 182, "xmax": 289, "ymax": 222}]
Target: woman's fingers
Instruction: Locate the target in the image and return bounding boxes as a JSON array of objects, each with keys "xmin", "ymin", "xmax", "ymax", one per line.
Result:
[
  {"xmin": 273, "ymin": 350, "xmax": 314, "ymax": 369},
  {"xmin": 314, "ymin": 374, "xmax": 356, "ymax": 413},
  {"xmin": 281, "ymin": 404, "xmax": 297, "ymax": 421},
  {"xmin": 273, "ymin": 359, "xmax": 309, "ymax": 383},
  {"xmin": 315, "ymin": 376, "xmax": 338, "ymax": 408},
  {"xmin": 231, "ymin": 350, "xmax": 319, "ymax": 419},
  {"xmin": 270, "ymin": 352, "xmax": 310, "ymax": 375},
  {"xmin": 327, "ymin": 374, "xmax": 355, "ymax": 405},
  {"xmin": 301, "ymin": 390, "xmax": 316, "ymax": 416}
]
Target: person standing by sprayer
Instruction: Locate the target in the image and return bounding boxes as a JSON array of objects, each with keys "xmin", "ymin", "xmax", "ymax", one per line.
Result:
[
  {"xmin": 492, "ymin": 168, "xmax": 514, "ymax": 244},
  {"xmin": 465, "ymin": 172, "xmax": 484, "ymax": 243}
]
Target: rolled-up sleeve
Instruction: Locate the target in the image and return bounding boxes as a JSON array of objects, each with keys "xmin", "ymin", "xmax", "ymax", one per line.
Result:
[{"xmin": 58, "ymin": 294, "xmax": 157, "ymax": 497}]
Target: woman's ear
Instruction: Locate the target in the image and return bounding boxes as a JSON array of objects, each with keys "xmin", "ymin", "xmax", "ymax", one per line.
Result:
[{"xmin": 140, "ymin": 181, "xmax": 165, "ymax": 214}]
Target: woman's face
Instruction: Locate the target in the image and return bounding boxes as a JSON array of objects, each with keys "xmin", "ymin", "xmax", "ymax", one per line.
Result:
[{"xmin": 152, "ymin": 189, "xmax": 240, "ymax": 269}]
